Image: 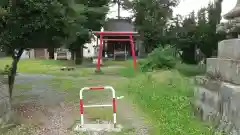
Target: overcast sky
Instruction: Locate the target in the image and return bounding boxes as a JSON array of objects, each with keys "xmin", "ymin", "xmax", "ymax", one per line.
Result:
[{"xmin": 107, "ymin": 0, "xmax": 237, "ymax": 22}]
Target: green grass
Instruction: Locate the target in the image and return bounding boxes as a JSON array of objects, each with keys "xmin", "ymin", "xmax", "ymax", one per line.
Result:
[
  {"xmin": 119, "ymin": 67, "xmax": 140, "ymax": 78},
  {"xmin": 103, "ymin": 60, "xmax": 133, "ymax": 67},
  {"xmin": 0, "ymin": 124, "xmax": 37, "ymax": 135},
  {"xmin": 14, "ymin": 84, "xmax": 33, "ymax": 91},
  {"xmin": 0, "ymin": 58, "xmax": 77, "ymax": 74},
  {"xmin": 118, "ymin": 70, "xmax": 212, "ymax": 135},
  {"xmin": 0, "ymin": 58, "xmax": 126, "ymax": 77},
  {"xmin": 48, "ymin": 75, "xmax": 127, "ymax": 102},
  {"xmin": 175, "ymin": 63, "xmax": 206, "ymax": 77},
  {"xmin": 1, "ymin": 58, "xmax": 212, "ymax": 134},
  {"xmin": 49, "ymin": 68, "xmax": 212, "ymax": 135}
]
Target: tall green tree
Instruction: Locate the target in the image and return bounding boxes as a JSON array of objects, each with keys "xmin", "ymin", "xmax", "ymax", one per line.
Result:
[
  {"xmin": 203, "ymin": 2, "xmax": 222, "ymax": 57},
  {"xmin": 62, "ymin": 0, "xmax": 89, "ymax": 64},
  {"xmin": 177, "ymin": 12, "xmax": 198, "ymax": 64},
  {"xmin": 167, "ymin": 1, "xmax": 224, "ymax": 63},
  {"xmin": 69, "ymin": 0, "xmax": 110, "ymax": 64},
  {"xmin": 195, "ymin": 2, "xmax": 224, "ymax": 58},
  {"xmin": 132, "ymin": 0, "xmax": 179, "ymax": 53},
  {"xmin": 0, "ymin": 0, "xmax": 87, "ymax": 99}
]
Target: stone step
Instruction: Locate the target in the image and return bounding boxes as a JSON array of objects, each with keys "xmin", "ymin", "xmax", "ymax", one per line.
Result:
[
  {"xmin": 218, "ymin": 39, "xmax": 240, "ymax": 60},
  {"xmin": 194, "ymin": 76, "xmax": 222, "ymax": 92},
  {"xmin": 206, "ymin": 58, "xmax": 240, "ymax": 85}
]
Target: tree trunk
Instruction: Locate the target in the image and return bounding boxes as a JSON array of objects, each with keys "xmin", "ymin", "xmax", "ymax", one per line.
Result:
[
  {"xmin": 71, "ymin": 50, "xmax": 75, "ymax": 60},
  {"xmin": 48, "ymin": 48, "xmax": 54, "ymax": 59},
  {"xmin": 181, "ymin": 45, "xmax": 197, "ymax": 64},
  {"xmin": 145, "ymin": 45, "xmax": 154, "ymax": 53},
  {"xmin": 75, "ymin": 47, "xmax": 83, "ymax": 65},
  {"xmin": 8, "ymin": 48, "xmax": 24, "ymax": 100},
  {"xmin": 117, "ymin": 0, "xmax": 120, "ymax": 19}
]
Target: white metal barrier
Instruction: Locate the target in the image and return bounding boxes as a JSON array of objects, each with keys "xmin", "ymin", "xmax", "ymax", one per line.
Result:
[{"xmin": 79, "ymin": 86, "xmax": 117, "ymax": 128}]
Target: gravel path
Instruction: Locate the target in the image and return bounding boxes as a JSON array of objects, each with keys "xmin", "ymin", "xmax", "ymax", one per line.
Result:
[
  {"xmin": 11, "ymin": 73, "xmax": 149, "ymax": 135},
  {"xmin": 117, "ymin": 100, "xmax": 149, "ymax": 135}
]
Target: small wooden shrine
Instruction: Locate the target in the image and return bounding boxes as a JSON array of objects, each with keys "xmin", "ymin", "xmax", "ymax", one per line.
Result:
[{"xmin": 92, "ymin": 19, "xmax": 140, "ymax": 71}]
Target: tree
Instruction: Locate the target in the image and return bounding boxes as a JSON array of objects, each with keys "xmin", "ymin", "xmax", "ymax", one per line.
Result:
[
  {"xmin": 132, "ymin": 0, "xmax": 179, "ymax": 53},
  {"xmin": 61, "ymin": 0, "xmax": 89, "ymax": 64},
  {"xmin": 129, "ymin": 0, "xmax": 224, "ymax": 64},
  {"xmin": 0, "ymin": 0, "xmax": 87, "ymax": 99},
  {"xmin": 177, "ymin": 12, "xmax": 198, "ymax": 64},
  {"xmin": 195, "ymin": 2, "xmax": 224, "ymax": 58},
  {"xmin": 68, "ymin": 0, "xmax": 110, "ymax": 64},
  {"xmin": 203, "ymin": 2, "xmax": 223, "ymax": 57},
  {"xmin": 109, "ymin": 0, "xmax": 132, "ymax": 18},
  {"xmin": 165, "ymin": 1, "xmax": 225, "ymax": 64}
]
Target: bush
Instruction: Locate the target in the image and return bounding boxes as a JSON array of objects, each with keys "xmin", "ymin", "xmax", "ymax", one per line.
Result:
[
  {"xmin": 176, "ymin": 63, "xmax": 205, "ymax": 76},
  {"xmin": 139, "ymin": 45, "xmax": 177, "ymax": 72}
]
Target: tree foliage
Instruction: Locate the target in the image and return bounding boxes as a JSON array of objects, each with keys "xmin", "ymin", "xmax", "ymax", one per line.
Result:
[
  {"xmin": 133, "ymin": 0, "xmax": 224, "ymax": 65},
  {"xmin": 131, "ymin": 0, "xmax": 179, "ymax": 53},
  {"xmin": 170, "ymin": 2, "xmax": 225, "ymax": 64},
  {"xmin": 66, "ymin": 0, "xmax": 110, "ymax": 64},
  {"xmin": 0, "ymin": 0, "xmax": 110, "ymax": 98},
  {"xmin": 139, "ymin": 45, "xmax": 177, "ymax": 72}
]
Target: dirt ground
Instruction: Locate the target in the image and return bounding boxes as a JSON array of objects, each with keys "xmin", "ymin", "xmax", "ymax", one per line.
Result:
[{"xmin": 4, "ymin": 73, "xmax": 149, "ymax": 135}]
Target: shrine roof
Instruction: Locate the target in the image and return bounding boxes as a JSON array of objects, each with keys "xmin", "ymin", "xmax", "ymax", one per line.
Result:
[
  {"xmin": 92, "ymin": 31, "xmax": 138, "ymax": 35},
  {"xmin": 224, "ymin": 7, "xmax": 240, "ymax": 20},
  {"xmin": 224, "ymin": 1, "xmax": 240, "ymax": 20}
]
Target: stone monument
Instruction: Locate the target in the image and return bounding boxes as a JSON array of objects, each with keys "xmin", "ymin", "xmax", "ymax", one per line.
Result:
[
  {"xmin": 217, "ymin": 0, "xmax": 240, "ymax": 38},
  {"xmin": 194, "ymin": 0, "xmax": 240, "ymax": 134}
]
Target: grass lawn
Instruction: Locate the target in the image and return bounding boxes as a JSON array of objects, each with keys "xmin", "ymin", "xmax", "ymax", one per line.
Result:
[
  {"xmin": 1, "ymin": 58, "xmax": 212, "ymax": 134},
  {"xmin": 0, "ymin": 58, "xmax": 128, "ymax": 77},
  {"xmin": 175, "ymin": 63, "xmax": 206, "ymax": 77},
  {"xmin": 114, "ymin": 69, "xmax": 212, "ymax": 135},
  {"xmin": 40, "ymin": 71, "xmax": 212, "ymax": 135}
]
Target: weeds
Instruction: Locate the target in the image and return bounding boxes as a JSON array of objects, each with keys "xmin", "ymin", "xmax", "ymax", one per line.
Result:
[
  {"xmin": 176, "ymin": 63, "xmax": 206, "ymax": 76},
  {"xmin": 119, "ymin": 67, "xmax": 140, "ymax": 78},
  {"xmin": 120, "ymin": 71, "xmax": 212, "ymax": 134}
]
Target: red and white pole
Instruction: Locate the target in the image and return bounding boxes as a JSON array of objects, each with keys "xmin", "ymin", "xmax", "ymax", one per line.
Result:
[
  {"xmin": 79, "ymin": 90, "xmax": 84, "ymax": 126},
  {"xmin": 112, "ymin": 88, "xmax": 117, "ymax": 127},
  {"xmin": 79, "ymin": 86, "xmax": 117, "ymax": 128}
]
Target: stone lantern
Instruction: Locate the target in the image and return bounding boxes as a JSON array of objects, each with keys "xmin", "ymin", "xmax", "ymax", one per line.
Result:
[
  {"xmin": 217, "ymin": 0, "xmax": 240, "ymax": 38},
  {"xmin": 194, "ymin": 2, "xmax": 240, "ymax": 134},
  {"xmin": 223, "ymin": 0, "xmax": 240, "ymax": 20}
]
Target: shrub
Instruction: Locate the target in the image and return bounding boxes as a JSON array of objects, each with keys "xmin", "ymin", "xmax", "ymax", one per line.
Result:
[
  {"xmin": 139, "ymin": 45, "xmax": 177, "ymax": 71},
  {"xmin": 176, "ymin": 63, "xmax": 205, "ymax": 76}
]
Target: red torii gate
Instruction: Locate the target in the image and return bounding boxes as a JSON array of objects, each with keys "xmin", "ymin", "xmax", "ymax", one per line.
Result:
[{"xmin": 92, "ymin": 31, "xmax": 138, "ymax": 72}]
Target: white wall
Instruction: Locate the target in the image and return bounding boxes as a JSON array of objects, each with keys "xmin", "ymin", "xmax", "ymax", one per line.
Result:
[
  {"xmin": 20, "ymin": 50, "xmax": 30, "ymax": 59},
  {"xmin": 83, "ymin": 35, "xmax": 99, "ymax": 58}
]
